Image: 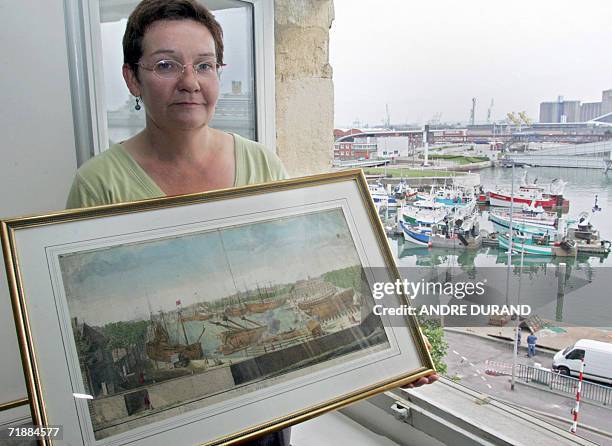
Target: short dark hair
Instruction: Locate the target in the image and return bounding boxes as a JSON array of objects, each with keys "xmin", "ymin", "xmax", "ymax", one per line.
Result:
[{"xmin": 123, "ymin": 0, "xmax": 224, "ymax": 73}]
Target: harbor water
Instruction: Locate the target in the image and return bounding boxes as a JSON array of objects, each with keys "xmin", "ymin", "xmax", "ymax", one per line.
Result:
[{"xmin": 387, "ymin": 166, "xmax": 612, "ymax": 327}]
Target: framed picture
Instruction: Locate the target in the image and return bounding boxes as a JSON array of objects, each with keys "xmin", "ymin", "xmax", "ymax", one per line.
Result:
[{"xmin": 1, "ymin": 170, "xmax": 434, "ymax": 445}]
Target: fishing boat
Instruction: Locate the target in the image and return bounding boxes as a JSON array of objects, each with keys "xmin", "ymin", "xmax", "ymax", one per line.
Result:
[
  {"xmin": 520, "ymin": 200, "xmax": 545, "ymax": 215},
  {"xmin": 394, "ymin": 180, "xmax": 417, "ymax": 200},
  {"xmin": 497, "ymin": 232, "xmax": 555, "ymax": 256},
  {"xmin": 399, "ymin": 220, "xmax": 432, "ymax": 246},
  {"xmin": 368, "ymin": 182, "xmax": 389, "ymax": 207},
  {"xmin": 400, "ymin": 199, "xmax": 480, "ymax": 246},
  {"xmin": 429, "ymin": 202, "xmax": 481, "ymax": 248},
  {"xmin": 497, "ymin": 232, "xmax": 575, "ymax": 256},
  {"xmin": 416, "ymin": 185, "xmax": 474, "ymax": 207},
  {"xmin": 399, "ymin": 200, "xmax": 448, "ymax": 226},
  {"xmin": 488, "ymin": 210, "xmax": 559, "ymax": 236},
  {"xmin": 520, "ymin": 173, "xmax": 567, "ymax": 197},
  {"xmin": 487, "ymin": 188, "xmax": 556, "ymax": 208},
  {"xmin": 568, "ymin": 211, "xmax": 601, "ymax": 242},
  {"xmin": 368, "ymin": 182, "xmax": 399, "ymax": 208},
  {"xmin": 487, "ymin": 173, "xmax": 567, "ymax": 209}
]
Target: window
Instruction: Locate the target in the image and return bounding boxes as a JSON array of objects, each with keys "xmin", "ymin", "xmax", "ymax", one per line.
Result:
[
  {"xmin": 65, "ymin": 0, "xmax": 275, "ymax": 165},
  {"xmin": 566, "ymin": 349, "xmax": 585, "ymax": 360}
]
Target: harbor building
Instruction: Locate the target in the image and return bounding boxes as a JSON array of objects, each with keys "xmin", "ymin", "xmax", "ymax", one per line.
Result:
[
  {"xmin": 603, "ymin": 89, "xmax": 612, "ymax": 115},
  {"xmin": 541, "ymin": 89, "xmax": 612, "ymax": 123},
  {"xmin": 580, "ymin": 102, "xmax": 602, "ymax": 122},
  {"xmin": 539, "ymin": 96, "xmax": 580, "ymax": 123}
]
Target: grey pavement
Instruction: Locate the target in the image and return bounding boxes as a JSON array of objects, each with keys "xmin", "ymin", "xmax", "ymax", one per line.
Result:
[{"xmin": 445, "ymin": 330, "xmax": 612, "ymax": 446}]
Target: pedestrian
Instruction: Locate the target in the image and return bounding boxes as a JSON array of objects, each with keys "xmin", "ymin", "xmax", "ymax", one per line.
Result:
[
  {"xmin": 144, "ymin": 392, "xmax": 153, "ymax": 410},
  {"xmin": 527, "ymin": 333, "xmax": 537, "ymax": 357}
]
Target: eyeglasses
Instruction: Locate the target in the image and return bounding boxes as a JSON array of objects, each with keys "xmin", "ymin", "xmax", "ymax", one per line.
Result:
[{"xmin": 136, "ymin": 59, "xmax": 225, "ymax": 79}]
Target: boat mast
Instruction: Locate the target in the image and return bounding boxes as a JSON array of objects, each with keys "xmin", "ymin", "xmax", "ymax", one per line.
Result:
[{"xmin": 178, "ymin": 306, "xmax": 190, "ymax": 345}]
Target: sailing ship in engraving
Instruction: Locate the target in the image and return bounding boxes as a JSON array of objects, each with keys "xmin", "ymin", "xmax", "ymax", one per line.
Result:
[{"xmin": 145, "ymin": 315, "xmax": 205, "ymax": 362}]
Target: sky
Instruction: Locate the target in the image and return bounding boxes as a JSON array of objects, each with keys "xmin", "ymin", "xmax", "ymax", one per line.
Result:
[
  {"xmin": 330, "ymin": 0, "xmax": 612, "ymax": 127},
  {"xmin": 59, "ymin": 209, "xmax": 361, "ymax": 326}
]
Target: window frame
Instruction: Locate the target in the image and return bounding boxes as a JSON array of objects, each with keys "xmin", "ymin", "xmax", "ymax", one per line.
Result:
[{"xmin": 64, "ymin": 0, "xmax": 276, "ymax": 166}]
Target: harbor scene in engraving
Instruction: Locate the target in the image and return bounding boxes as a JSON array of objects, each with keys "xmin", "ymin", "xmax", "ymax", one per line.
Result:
[{"xmin": 58, "ymin": 209, "xmax": 389, "ymax": 439}]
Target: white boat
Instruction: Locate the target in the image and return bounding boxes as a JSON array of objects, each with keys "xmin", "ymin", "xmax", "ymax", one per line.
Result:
[
  {"xmin": 497, "ymin": 232, "xmax": 574, "ymax": 256},
  {"xmin": 488, "ymin": 210, "xmax": 559, "ymax": 236},
  {"xmin": 393, "ymin": 180, "xmax": 417, "ymax": 200},
  {"xmin": 368, "ymin": 182, "xmax": 389, "ymax": 207},
  {"xmin": 399, "ymin": 200, "xmax": 448, "ymax": 226},
  {"xmin": 487, "ymin": 188, "xmax": 556, "ymax": 208},
  {"xmin": 520, "ymin": 200, "xmax": 545, "ymax": 215},
  {"xmin": 400, "ymin": 200, "xmax": 479, "ymax": 246},
  {"xmin": 399, "ymin": 220, "xmax": 432, "ymax": 246},
  {"xmin": 368, "ymin": 182, "xmax": 399, "ymax": 208},
  {"xmin": 487, "ymin": 173, "xmax": 567, "ymax": 208},
  {"xmin": 416, "ymin": 185, "xmax": 475, "ymax": 207},
  {"xmin": 520, "ymin": 172, "xmax": 567, "ymax": 196},
  {"xmin": 497, "ymin": 233, "xmax": 555, "ymax": 256}
]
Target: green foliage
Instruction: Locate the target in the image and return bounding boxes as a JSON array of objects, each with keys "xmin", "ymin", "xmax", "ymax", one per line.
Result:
[
  {"xmin": 362, "ymin": 168, "xmax": 463, "ymax": 178},
  {"xmin": 102, "ymin": 320, "xmax": 149, "ymax": 350},
  {"xmin": 418, "ymin": 317, "xmax": 448, "ymax": 375},
  {"xmin": 428, "ymin": 154, "xmax": 489, "ymax": 164},
  {"xmin": 323, "ymin": 265, "xmax": 364, "ymax": 290}
]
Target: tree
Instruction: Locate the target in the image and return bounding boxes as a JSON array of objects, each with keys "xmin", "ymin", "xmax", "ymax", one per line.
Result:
[
  {"xmin": 102, "ymin": 320, "xmax": 149, "ymax": 350},
  {"xmin": 418, "ymin": 317, "xmax": 448, "ymax": 375}
]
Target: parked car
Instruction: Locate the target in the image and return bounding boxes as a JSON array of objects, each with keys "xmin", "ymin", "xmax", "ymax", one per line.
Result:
[{"xmin": 552, "ymin": 339, "xmax": 612, "ymax": 385}]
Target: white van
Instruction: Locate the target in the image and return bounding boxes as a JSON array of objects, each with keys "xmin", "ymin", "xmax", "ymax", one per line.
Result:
[{"xmin": 552, "ymin": 339, "xmax": 612, "ymax": 385}]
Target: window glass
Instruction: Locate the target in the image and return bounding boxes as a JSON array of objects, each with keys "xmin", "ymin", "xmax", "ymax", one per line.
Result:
[
  {"xmin": 99, "ymin": 0, "xmax": 255, "ymax": 146},
  {"xmin": 566, "ymin": 349, "xmax": 585, "ymax": 360}
]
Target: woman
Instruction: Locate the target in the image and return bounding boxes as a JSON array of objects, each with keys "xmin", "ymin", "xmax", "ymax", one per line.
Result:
[
  {"xmin": 67, "ymin": 2, "xmax": 289, "ymax": 444},
  {"xmin": 66, "ymin": 1, "xmax": 435, "ymax": 443},
  {"xmin": 67, "ymin": 0, "xmax": 286, "ymax": 208}
]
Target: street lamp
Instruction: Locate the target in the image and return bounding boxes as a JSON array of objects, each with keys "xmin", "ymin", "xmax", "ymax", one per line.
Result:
[{"xmin": 503, "ymin": 157, "xmax": 519, "ymax": 391}]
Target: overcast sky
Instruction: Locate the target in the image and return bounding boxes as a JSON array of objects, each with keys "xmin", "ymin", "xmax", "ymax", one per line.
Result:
[
  {"xmin": 60, "ymin": 209, "xmax": 360, "ymax": 326},
  {"xmin": 330, "ymin": 0, "xmax": 612, "ymax": 127}
]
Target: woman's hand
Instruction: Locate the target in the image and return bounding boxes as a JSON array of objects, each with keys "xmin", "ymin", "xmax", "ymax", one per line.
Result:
[
  {"xmin": 401, "ymin": 373, "xmax": 439, "ymax": 389},
  {"xmin": 401, "ymin": 334, "xmax": 439, "ymax": 389}
]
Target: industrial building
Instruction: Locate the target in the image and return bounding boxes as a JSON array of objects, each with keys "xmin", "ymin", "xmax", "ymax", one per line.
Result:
[
  {"xmin": 539, "ymin": 97, "xmax": 581, "ymax": 123},
  {"xmin": 540, "ymin": 89, "xmax": 612, "ymax": 123}
]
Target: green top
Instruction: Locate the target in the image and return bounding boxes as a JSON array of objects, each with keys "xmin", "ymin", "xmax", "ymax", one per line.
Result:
[{"xmin": 66, "ymin": 133, "xmax": 288, "ymax": 208}]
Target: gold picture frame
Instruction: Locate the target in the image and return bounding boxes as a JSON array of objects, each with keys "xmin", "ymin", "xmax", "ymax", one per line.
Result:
[{"xmin": 1, "ymin": 170, "xmax": 434, "ymax": 445}]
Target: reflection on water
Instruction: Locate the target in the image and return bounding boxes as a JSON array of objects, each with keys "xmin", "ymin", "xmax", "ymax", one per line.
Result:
[
  {"xmin": 391, "ymin": 235, "xmax": 610, "ymax": 326},
  {"xmin": 385, "ymin": 167, "xmax": 612, "ymax": 327}
]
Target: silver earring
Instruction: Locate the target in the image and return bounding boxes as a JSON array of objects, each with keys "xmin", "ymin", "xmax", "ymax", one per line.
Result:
[{"xmin": 135, "ymin": 97, "xmax": 142, "ymax": 111}]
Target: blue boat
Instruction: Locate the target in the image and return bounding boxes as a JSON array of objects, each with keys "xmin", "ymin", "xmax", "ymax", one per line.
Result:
[{"xmin": 399, "ymin": 220, "xmax": 432, "ymax": 246}]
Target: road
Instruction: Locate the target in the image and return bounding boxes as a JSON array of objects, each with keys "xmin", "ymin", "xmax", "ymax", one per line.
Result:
[{"xmin": 445, "ymin": 330, "xmax": 612, "ymax": 445}]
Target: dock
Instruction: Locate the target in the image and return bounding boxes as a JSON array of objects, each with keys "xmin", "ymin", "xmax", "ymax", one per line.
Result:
[
  {"xmin": 574, "ymin": 240, "xmax": 611, "ymax": 255},
  {"xmin": 479, "ymin": 232, "xmax": 611, "ymax": 256},
  {"xmin": 430, "ymin": 234, "xmax": 482, "ymax": 249}
]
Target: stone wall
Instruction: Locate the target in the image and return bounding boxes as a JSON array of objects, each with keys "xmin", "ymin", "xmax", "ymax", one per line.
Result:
[{"xmin": 275, "ymin": 0, "xmax": 335, "ymax": 176}]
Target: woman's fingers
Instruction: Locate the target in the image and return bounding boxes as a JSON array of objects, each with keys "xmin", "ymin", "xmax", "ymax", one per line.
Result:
[{"xmin": 400, "ymin": 373, "xmax": 439, "ymax": 389}]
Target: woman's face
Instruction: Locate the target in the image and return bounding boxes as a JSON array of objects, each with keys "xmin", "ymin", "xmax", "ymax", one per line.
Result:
[{"xmin": 124, "ymin": 19, "xmax": 220, "ymax": 132}]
